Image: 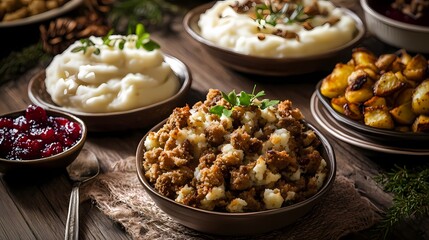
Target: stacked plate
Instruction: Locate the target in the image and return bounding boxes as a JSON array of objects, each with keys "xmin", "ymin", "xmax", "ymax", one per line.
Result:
[{"xmin": 310, "ymin": 81, "xmax": 429, "ymax": 156}]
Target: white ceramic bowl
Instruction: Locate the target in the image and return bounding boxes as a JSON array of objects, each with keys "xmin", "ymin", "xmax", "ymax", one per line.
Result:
[{"xmin": 360, "ymin": 0, "xmax": 429, "ymax": 53}]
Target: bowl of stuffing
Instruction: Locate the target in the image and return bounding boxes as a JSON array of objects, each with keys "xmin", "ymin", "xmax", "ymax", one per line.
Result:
[
  {"xmin": 0, "ymin": 105, "xmax": 87, "ymax": 174},
  {"xmin": 183, "ymin": 0, "xmax": 365, "ymax": 76},
  {"xmin": 28, "ymin": 24, "xmax": 192, "ymax": 132},
  {"xmin": 360, "ymin": 0, "xmax": 429, "ymax": 53},
  {"xmin": 136, "ymin": 88, "xmax": 336, "ymax": 235}
]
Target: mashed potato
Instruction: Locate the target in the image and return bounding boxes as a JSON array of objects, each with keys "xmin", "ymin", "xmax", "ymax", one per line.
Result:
[
  {"xmin": 198, "ymin": 0, "xmax": 357, "ymax": 58},
  {"xmin": 45, "ymin": 35, "xmax": 179, "ymax": 113}
]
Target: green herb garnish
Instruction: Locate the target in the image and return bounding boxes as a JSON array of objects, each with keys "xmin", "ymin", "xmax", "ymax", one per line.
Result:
[
  {"xmin": 374, "ymin": 164, "xmax": 429, "ymax": 239},
  {"xmin": 209, "ymin": 86, "xmax": 280, "ymax": 117},
  {"xmin": 255, "ymin": 1, "xmax": 312, "ymax": 27},
  {"xmin": 71, "ymin": 38, "xmax": 100, "ymax": 55},
  {"xmin": 71, "ymin": 23, "xmax": 159, "ymax": 55}
]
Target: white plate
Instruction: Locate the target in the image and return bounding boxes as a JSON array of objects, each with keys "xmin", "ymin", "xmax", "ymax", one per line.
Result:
[
  {"xmin": 0, "ymin": 0, "xmax": 83, "ymax": 28},
  {"xmin": 310, "ymin": 92, "xmax": 429, "ymax": 156}
]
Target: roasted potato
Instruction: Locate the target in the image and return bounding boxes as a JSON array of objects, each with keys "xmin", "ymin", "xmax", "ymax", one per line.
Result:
[
  {"xmin": 364, "ymin": 106, "xmax": 394, "ymax": 129},
  {"xmin": 373, "ymin": 72, "xmax": 405, "ymax": 97},
  {"xmin": 352, "ymin": 48, "xmax": 377, "ymax": 71},
  {"xmin": 344, "ymin": 102, "xmax": 363, "ymax": 120},
  {"xmin": 345, "ymin": 70, "xmax": 374, "ymax": 103},
  {"xmin": 412, "ymin": 115, "xmax": 429, "ymax": 132},
  {"xmin": 403, "ymin": 54, "xmax": 428, "ymax": 82},
  {"xmin": 390, "ymin": 102, "xmax": 417, "ymax": 125},
  {"xmin": 320, "ymin": 63, "xmax": 354, "ymax": 98},
  {"xmin": 364, "ymin": 96, "xmax": 387, "ymax": 107},
  {"xmin": 394, "ymin": 71, "xmax": 417, "ymax": 88},
  {"xmin": 394, "ymin": 88, "xmax": 414, "ymax": 106},
  {"xmin": 412, "ymin": 79, "xmax": 429, "ymax": 115},
  {"xmin": 375, "ymin": 53, "xmax": 396, "ymax": 72},
  {"xmin": 330, "ymin": 97, "xmax": 347, "ymax": 114}
]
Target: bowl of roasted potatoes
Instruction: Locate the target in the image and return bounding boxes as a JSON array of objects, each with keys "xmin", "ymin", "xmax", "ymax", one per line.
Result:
[
  {"xmin": 0, "ymin": 0, "xmax": 83, "ymax": 27},
  {"xmin": 317, "ymin": 47, "xmax": 429, "ymax": 142}
]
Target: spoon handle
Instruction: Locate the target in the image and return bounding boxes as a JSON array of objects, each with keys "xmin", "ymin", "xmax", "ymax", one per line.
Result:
[{"xmin": 65, "ymin": 183, "xmax": 80, "ymax": 240}]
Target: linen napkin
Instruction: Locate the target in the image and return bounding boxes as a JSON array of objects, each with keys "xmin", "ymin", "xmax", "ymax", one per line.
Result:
[{"xmin": 82, "ymin": 156, "xmax": 380, "ymax": 240}]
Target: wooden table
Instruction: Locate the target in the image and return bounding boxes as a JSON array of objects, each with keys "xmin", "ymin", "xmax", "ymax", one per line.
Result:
[{"xmin": 1, "ymin": 1, "xmax": 428, "ymax": 239}]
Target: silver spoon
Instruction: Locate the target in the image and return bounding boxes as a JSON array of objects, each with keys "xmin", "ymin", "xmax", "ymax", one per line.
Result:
[{"xmin": 65, "ymin": 148, "xmax": 100, "ymax": 240}]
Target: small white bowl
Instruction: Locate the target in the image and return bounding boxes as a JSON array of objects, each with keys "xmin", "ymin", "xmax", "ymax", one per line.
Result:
[{"xmin": 360, "ymin": 0, "xmax": 429, "ymax": 53}]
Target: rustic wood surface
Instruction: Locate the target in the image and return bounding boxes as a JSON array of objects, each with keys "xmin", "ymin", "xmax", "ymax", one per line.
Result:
[{"xmin": 1, "ymin": 0, "xmax": 428, "ymax": 239}]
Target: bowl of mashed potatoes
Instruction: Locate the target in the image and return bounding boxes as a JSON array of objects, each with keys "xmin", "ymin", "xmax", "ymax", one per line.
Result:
[
  {"xmin": 183, "ymin": 0, "xmax": 365, "ymax": 76},
  {"xmin": 136, "ymin": 88, "xmax": 336, "ymax": 235},
  {"xmin": 28, "ymin": 34, "xmax": 192, "ymax": 132}
]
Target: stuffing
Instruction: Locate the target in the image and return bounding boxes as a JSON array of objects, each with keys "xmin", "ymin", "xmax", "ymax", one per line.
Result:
[
  {"xmin": 263, "ymin": 189, "xmax": 284, "ymax": 209},
  {"xmin": 141, "ymin": 89, "xmax": 328, "ymax": 212}
]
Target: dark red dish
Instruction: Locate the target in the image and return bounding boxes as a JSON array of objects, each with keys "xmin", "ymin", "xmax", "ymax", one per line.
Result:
[{"xmin": 368, "ymin": 0, "xmax": 429, "ymax": 27}]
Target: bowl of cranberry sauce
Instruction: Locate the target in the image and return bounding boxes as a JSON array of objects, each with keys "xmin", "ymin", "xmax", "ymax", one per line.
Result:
[
  {"xmin": 0, "ymin": 105, "xmax": 87, "ymax": 173},
  {"xmin": 360, "ymin": 0, "xmax": 429, "ymax": 53},
  {"xmin": 369, "ymin": 0, "xmax": 429, "ymax": 27}
]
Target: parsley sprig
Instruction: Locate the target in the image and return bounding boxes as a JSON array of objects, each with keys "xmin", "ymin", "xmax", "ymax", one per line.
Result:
[
  {"xmin": 71, "ymin": 23, "xmax": 159, "ymax": 55},
  {"xmin": 255, "ymin": 1, "xmax": 312, "ymax": 27},
  {"xmin": 209, "ymin": 86, "xmax": 280, "ymax": 117}
]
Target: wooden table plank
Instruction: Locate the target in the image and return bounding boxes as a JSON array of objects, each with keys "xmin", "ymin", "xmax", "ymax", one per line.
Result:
[{"xmin": 0, "ymin": 178, "xmax": 36, "ymax": 240}]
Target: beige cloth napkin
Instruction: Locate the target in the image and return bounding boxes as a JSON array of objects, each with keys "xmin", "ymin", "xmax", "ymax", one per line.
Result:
[{"xmin": 82, "ymin": 156, "xmax": 380, "ymax": 240}]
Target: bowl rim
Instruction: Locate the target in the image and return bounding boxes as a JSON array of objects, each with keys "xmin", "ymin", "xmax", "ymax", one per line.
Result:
[
  {"xmin": 315, "ymin": 80, "xmax": 429, "ymax": 141},
  {"xmin": 360, "ymin": 0, "xmax": 429, "ymax": 33},
  {"xmin": 183, "ymin": 1, "xmax": 366, "ymax": 61},
  {"xmin": 135, "ymin": 118, "xmax": 336, "ymax": 217},
  {"xmin": 27, "ymin": 54, "xmax": 192, "ymax": 117},
  {"xmin": 0, "ymin": 107, "xmax": 87, "ymax": 163}
]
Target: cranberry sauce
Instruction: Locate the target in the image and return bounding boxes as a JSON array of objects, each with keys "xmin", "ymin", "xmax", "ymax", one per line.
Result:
[
  {"xmin": 0, "ymin": 105, "xmax": 82, "ymax": 160},
  {"xmin": 368, "ymin": 0, "xmax": 429, "ymax": 27}
]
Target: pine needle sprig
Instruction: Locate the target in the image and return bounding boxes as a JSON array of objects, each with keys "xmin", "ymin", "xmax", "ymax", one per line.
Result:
[
  {"xmin": 0, "ymin": 43, "xmax": 51, "ymax": 86},
  {"xmin": 374, "ymin": 164, "xmax": 429, "ymax": 239},
  {"xmin": 108, "ymin": 0, "xmax": 183, "ymax": 33}
]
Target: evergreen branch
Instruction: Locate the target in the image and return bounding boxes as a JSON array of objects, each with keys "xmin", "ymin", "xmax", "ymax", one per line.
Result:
[
  {"xmin": 108, "ymin": 0, "xmax": 183, "ymax": 33},
  {"xmin": 373, "ymin": 164, "xmax": 429, "ymax": 239},
  {"xmin": 0, "ymin": 43, "xmax": 51, "ymax": 86}
]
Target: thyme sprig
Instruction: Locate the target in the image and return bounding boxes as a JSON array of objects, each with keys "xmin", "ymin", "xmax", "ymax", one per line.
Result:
[
  {"xmin": 255, "ymin": 1, "xmax": 312, "ymax": 27},
  {"xmin": 374, "ymin": 164, "xmax": 429, "ymax": 239},
  {"xmin": 210, "ymin": 86, "xmax": 280, "ymax": 117},
  {"xmin": 71, "ymin": 38, "xmax": 100, "ymax": 55},
  {"xmin": 71, "ymin": 23, "xmax": 159, "ymax": 55}
]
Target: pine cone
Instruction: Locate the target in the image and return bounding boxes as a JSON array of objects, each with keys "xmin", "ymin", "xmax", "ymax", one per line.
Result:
[{"xmin": 39, "ymin": 13, "xmax": 110, "ymax": 55}]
